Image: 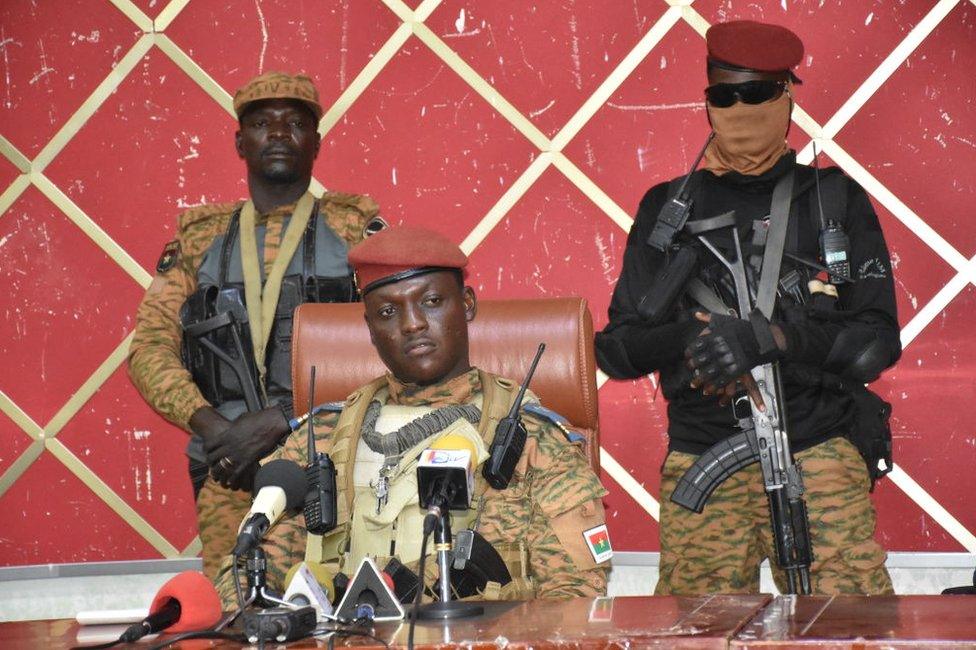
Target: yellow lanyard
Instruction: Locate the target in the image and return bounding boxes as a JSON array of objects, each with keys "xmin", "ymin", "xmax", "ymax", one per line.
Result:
[{"xmin": 239, "ymin": 192, "xmax": 315, "ymax": 395}]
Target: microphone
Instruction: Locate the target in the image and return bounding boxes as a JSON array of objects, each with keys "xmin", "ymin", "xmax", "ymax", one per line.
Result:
[
  {"xmin": 283, "ymin": 562, "xmax": 335, "ymax": 622},
  {"xmin": 334, "ymin": 557, "xmax": 404, "ymax": 622},
  {"xmin": 417, "ymin": 433, "xmax": 477, "ymax": 533},
  {"xmin": 119, "ymin": 571, "xmax": 221, "ymax": 642},
  {"xmin": 234, "ymin": 459, "xmax": 307, "ymax": 555}
]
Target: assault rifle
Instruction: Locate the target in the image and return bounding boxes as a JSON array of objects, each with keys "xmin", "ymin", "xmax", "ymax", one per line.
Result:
[{"xmin": 669, "ymin": 210, "xmax": 813, "ymax": 595}]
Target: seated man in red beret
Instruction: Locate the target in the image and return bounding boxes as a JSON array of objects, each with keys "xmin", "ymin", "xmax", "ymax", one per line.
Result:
[
  {"xmin": 215, "ymin": 225, "xmax": 611, "ymax": 605},
  {"xmin": 596, "ymin": 20, "xmax": 899, "ymax": 595}
]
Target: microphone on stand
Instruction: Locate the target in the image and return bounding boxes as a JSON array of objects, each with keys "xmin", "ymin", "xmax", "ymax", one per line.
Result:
[
  {"xmin": 233, "ymin": 459, "xmax": 307, "ymax": 556},
  {"xmin": 417, "ymin": 433, "xmax": 477, "ymax": 534}
]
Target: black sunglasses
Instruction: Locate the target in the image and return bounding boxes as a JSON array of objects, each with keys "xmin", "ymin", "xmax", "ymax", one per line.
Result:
[{"xmin": 705, "ymin": 80, "xmax": 787, "ymax": 108}]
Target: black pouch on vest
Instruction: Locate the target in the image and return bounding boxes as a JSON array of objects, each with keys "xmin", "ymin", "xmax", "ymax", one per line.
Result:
[
  {"xmin": 846, "ymin": 385, "xmax": 893, "ymax": 491},
  {"xmin": 636, "ymin": 245, "xmax": 700, "ymax": 325}
]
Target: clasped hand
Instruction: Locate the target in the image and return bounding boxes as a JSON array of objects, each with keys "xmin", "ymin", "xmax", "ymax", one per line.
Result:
[
  {"xmin": 192, "ymin": 406, "xmax": 290, "ymax": 491},
  {"xmin": 684, "ymin": 312, "xmax": 777, "ymax": 411}
]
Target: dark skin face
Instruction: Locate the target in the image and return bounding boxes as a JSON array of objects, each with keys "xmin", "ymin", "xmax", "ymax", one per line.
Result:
[
  {"xmin": 235, "ymin": 98, "xmax": 320, "ymax": 213},
  {"xmin": 364, "ymin": 271, "xmax": 477, "ymax": 386}
]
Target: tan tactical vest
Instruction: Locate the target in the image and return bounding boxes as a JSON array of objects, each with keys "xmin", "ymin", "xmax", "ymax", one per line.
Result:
[{"xmin": 305, "ymin": 370, "xmax": 537, "ymax": 600}]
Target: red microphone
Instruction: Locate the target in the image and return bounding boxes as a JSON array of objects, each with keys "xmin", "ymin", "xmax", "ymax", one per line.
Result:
[{"xmin": 121, "ymin": 571, "xmax": 222, "ymax": 642}]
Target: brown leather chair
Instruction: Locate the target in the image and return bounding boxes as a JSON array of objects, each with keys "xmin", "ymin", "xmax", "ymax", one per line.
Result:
[{"xmin": 291, "ymin": 297, "xmax": 600, "ymax": 469}]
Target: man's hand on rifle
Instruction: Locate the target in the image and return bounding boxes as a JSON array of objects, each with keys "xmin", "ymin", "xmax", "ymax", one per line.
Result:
[
  {"xmin": 685, "ymin": 311, "xmax": 788, "ymax": 411},
  {"xmin": 196, "ymin": 406, "xmax": 290, "ymax": 491}
]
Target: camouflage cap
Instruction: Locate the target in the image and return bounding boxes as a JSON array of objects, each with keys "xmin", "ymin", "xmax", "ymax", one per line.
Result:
[{"xmin": 233, "ymin": 71, "xmax": 324, "ymax": 121}]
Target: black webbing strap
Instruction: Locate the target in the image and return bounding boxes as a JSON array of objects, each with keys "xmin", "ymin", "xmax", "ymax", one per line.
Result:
[
  {"xmin": 755, "ymin": 169, "xmax": 795, "ymax": 318},
  {"xmin": 217, "ymin": 206, "xmax": 242, "ymax": 289}
]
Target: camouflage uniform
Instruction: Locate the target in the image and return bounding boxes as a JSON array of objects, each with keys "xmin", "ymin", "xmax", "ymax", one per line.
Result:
[
  {"xmin": 657, "ymin": 437, "xmax": 893, "ymax": 596},
  {"xmin": 214, "ymin": 368, "xmax": 610, "ymax": 606},
  {"xmin": 128, "ymin": 193, "xmax": 379, "ymax": 578}
]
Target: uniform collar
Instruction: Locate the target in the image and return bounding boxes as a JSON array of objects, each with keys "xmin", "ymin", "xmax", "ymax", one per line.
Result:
[
  {"xmin": 385, "ymin": 368, "xmax": 480, "ymax": 406},
  {"xmin": 248, "ymin": 200, "xmax": 300, "ymax": 226}
]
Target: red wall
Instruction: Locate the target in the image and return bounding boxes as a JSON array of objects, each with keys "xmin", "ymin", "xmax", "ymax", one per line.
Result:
[{"xmin": 1, "ymin": 0, "xmax": 974, "ymax": 565}]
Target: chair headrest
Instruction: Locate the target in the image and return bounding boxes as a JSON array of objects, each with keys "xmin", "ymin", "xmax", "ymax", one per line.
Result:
[{"xmin": 292, "ymin": 298, "xmax": 598, "ymax": 430}]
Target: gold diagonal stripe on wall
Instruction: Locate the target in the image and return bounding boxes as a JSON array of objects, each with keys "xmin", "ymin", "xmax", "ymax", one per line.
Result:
[
  {"xmin": 0, "ymin": 175, "xmax": 31, "ymax": 219},
  {"xmin": 459, "ymin": 154, "xmax": 553, "ymax": 254},
  {"xmin": 412, "ymin": 23, "xmax": 553, "ymax": 152},
  {"xmin": 823, "ymin": 0, "xmax": 960, "ymax": 139},
  {"xmin": 378, "ymin": 0, "xmax": 417, "ymax": 24},
  {"xmin": 601, "ymin": 447, "xmax": 661, "ymax": 521},
  {"xmin": 0, "ymin": 133, "xmax": 31, "ymax": 173},
  {"xmin": 180, "ymin": 536, "xmax": 202, "ymax": 558},
  {"xmin": 45, "ymin": 439, "xmax": 180, "ymax": 557},
  {"xmin": 32, "ymin": 173, "xmax": 153, "ymax": 287},
  {"xmin": 888, "ymin": 464, "xmax": 976, "ymax": 552},
  {"xmin": 679, "ymin": 4, "xmax": 711, "ymax": 38},
  {"xmin": 0, "ymin": 441, "xmax": 45, "ymax": 499},
  {"xmin": 44, "ymin": 333, "xmax": 135, "ymax": 438},
  {"xmin": 412, "ymin": 0, "xmax": 444, "ymax": 23},
  {"xmin": 155, "ymin": 35, "xmax": 236, "ymax": 118},
  {"xmin": 552, "ymin": 154, "xmax": 634, "ymax": 232},
  {"xmin": 821, "ymin": 140, "xmax": 968, "ymax": 271},
  {"xmin": 0, "ymin": 390, "xmax": 44, "ymax": 442},
  {"xmin": 107, "ymin": 0, "xmax": 154, "ymax": 32},
  {"xmin": 154, "ymin": 0, "xmax": 193, "ymax": 32},
  {"xmin": 899, "ymin": 268, "xmax": 970, "ymax": 350},
  {"xmin": 319, "ymin": 23, "xmax": 414, "ymax": 138},
  {"xmin": 550, "ymin": 6, "xmax": 683, "ymax": 152},
  {"xmin": 32, "ymin": 34, "xmax": 154, "ymax": 173}
]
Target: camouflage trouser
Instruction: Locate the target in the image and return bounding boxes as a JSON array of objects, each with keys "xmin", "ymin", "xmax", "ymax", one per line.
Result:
[
  {"xmin": 656, "ymin": 436, "xmax": 893, "ymax": 596},
  {"xmin": 196, "ymin": 475, "xmax": 251, "ymax": 580}
]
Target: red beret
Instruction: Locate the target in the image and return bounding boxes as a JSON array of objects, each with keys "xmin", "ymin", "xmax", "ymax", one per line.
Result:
[
  {"xmin": 348, "ymin": 225, "xmax": 468, "ymax": 294},
  {"xmin": 706, "ymin": 20, "xmax": 804, "ymax": 73}
]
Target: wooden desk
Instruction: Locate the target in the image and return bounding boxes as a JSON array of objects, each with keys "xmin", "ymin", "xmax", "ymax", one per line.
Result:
[
  {"xmin": 1, "ymin": 595, "xmax": 769, "ymax": 649},
  {"xmin": 732, "ymin": 595, "xmax": 976, "ymax": 649}
]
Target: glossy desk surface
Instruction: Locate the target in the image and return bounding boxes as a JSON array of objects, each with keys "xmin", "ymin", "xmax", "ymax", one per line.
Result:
[
  {"xmin": 732, "ymin": 595, "xmax": 976, "ymax": 648},
  {"xmin": 2, "ymin": 595, "xmax": 769, "ymax": 649},
  {"xmin": 4, "ymin": 595, "xmax": 976, "ymax": 649}
]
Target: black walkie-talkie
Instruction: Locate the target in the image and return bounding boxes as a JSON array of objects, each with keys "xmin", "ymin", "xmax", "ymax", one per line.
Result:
[
  {"xmin": 646, "ymin": 132, "xmax": 715, "ymax": 251},
  {"xmin": 303, "ymin": 366, "xmax": 337, "ymax": 534},
  {"xmin": 483, "ymin": 343, "xmax": 545, "ymax": 490},
  {"xmin": 813, "ymin": 144, "xmax": 851, "ymax": 284}
]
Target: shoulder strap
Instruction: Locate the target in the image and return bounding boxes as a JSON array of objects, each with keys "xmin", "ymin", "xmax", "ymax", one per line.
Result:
[
  {"xmin": 302, "ymin": 200, "xmax": 319, "ymax": 297},
  {"xmin": 755, "ymin": 169, "xmax": 795, "ymax": 318},
  {"xmin": 217, "ymin": 207, "xmax": 242, "ymax": 289}
]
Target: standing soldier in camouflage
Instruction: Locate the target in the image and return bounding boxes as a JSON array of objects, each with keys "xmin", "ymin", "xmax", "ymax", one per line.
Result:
[
  {"xmin": 129, "ymin": 72, "xmax": 384, "ymax": 579},
  {"xmin": 596, "ymin": 21, "xmax": 900, "ymax": 595},
  {"xmin": 215, "ymin": 226, "xmax": 611, "ymax": 604}
]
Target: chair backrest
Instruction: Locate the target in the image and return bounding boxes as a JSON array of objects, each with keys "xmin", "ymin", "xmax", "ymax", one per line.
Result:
[{"xmin": 291, "ymin": 297, "xmax": 600, "ymax": 469}]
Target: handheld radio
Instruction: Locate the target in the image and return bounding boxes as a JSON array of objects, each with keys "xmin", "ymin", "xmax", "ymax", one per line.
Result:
[
  {"xmin": 646, "ymin": 132, "xmax": 715, "ymax": 251},
  {"xmin": 813, "ymin": 144, "xmax": 851, "ymax": 284},
  {"xmin": 302, "ymin": 366, "xmax": 338, "ymax": 534},
  {"xmin": 483, "ymin": 343, "xmax": 546, "ymax": 490}
]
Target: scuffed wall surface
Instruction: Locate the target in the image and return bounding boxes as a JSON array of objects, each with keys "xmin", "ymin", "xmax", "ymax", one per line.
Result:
[{"xmin": 1, "ymin": 0, "xmax": 973, "ymax": 565}]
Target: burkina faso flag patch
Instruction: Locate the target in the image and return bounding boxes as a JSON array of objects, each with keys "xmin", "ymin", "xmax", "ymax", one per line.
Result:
[{"xmin": 583, "ymin": 524, "xmax": 613, "ymax": 563}]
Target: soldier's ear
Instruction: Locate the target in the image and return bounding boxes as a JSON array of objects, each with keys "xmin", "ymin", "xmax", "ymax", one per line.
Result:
[
  {"xmin": 462, "ymin": 286, "xmax": 477, "ymax": 323},
  {"xmin": 235, "ymin": 130, "xmax": 245, "ymax": 159}
]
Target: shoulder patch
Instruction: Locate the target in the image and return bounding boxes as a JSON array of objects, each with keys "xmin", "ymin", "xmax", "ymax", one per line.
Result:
[
  {"xmin": 583, "ymin": 524, "xmax": 613, "ymax": 564},
  {"xmin": 155, "ymin": 240, "xmax": 180, "ymax": 273},
  {"xmin": 524, "ymin": 403, "xmax": 585, "ymax": 444}
]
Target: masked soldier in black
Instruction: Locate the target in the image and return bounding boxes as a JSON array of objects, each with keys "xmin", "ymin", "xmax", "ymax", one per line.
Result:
[{"xmin": 596, "ymin": 21, "xmax": 900, "ymax": 595}]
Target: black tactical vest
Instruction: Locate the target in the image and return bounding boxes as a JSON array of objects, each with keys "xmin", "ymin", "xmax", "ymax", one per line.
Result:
[{"xmin": 180, "ymin": 204, "xmax": 356, "ymax": 411}]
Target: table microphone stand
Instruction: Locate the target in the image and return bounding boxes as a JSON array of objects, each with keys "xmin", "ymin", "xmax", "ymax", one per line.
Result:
[
  {"xmin": 414, "ymin": 509, "xmax": 483, "ymax": 620},
  {"xmin": 244, "ymin": 547, "xmax": 291, "ymax": 609}
]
